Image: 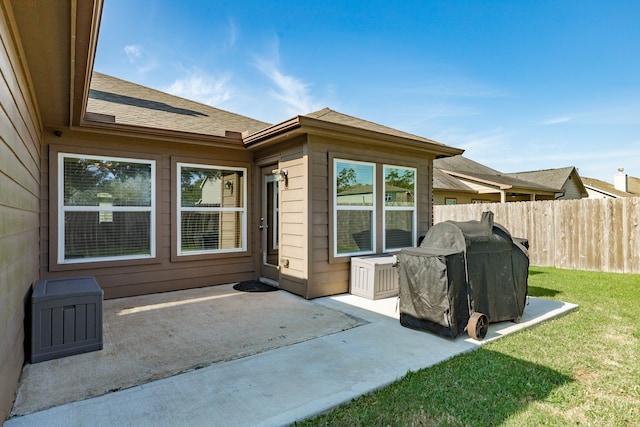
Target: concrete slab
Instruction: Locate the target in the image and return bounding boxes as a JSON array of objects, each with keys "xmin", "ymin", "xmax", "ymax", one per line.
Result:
[
  {"xmin": 11, "ymin": 285, "xmax": 364, "ymax": 417},
  {"xmin": 5, "ymin": 296, "xmax": 577, "ymax": 427}
]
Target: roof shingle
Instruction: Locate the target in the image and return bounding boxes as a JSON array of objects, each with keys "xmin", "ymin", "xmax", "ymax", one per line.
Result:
[{"xmin": 87, "ymin": 72, "xmax": 271, "ymax": 137}]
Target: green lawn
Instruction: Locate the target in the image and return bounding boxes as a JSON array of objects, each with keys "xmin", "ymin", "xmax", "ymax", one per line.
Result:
[{"xmin": 298, "ymin": 267, "xmax": 640, "ymax": 426}]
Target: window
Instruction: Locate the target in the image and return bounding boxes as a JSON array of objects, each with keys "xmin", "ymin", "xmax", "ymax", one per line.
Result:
[
  {"xmin": 445, "ymin": 198, "xmax": 457, "ymax": 205},
  {"xmin": 334, "ymin": 159, "xmax": 375, "ymax": 256},
  {"xmin": 59, "ymin": 153, "xmax": 155, "ymax": 264},
  {"xmin": 383, "ymin": 165, "xmax": 416, "ymax": 251},
  {"xmin": 177, "ymin": 163, "xmax": 246, "ymax": 255}
]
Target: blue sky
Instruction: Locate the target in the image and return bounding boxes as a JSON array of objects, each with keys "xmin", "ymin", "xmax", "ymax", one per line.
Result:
[{"xmin": 94, "ymin": 0, "xmax": 640, "ymax": 182}]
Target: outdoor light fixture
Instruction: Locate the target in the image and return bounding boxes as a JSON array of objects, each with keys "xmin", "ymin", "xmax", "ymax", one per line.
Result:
[
  {"xmin": 278, "ymin": 169, "xmax": 289, "ymax": 188},
  {"xmin": 225, "ymin": 180, "xmax": 233, "ymax": 192}
]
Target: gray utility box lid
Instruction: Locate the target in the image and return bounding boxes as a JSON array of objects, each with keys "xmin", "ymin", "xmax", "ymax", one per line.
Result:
[
  {"xmin": 32, "ymin": 276, "xmax": 102, "ymax": 300},
  {"xmin": 31, "ymin": 276, "xmax": 103, "ymax": 363}
]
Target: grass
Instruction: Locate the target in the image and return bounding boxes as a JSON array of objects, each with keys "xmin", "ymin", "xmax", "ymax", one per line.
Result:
[{"xmin": 297, "ymin": 267, "xmax": 640, "ymax": 426}]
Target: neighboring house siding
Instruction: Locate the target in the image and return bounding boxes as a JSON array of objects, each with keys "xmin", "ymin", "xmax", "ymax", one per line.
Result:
[
  {"xmin": 42, "ymin": 132, "xmax": 256, "ymax": 299},
  {"xmin": 0, "ymin": 6, "xmax": 42, "ymax": 419},
  {"xmin": 433, "ymin": 192, "xmax": 487, "ymax": 205},
  {"xmin": 558, "ymin": 177, "xmax": 583, "ymax": 200},
  {"xmin": 585, "ymin": 187, "xmax": 614, "ymax": 199}
]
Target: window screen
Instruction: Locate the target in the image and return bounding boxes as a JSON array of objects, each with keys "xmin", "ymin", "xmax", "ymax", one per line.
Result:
[
  {"xmin": 177, "ymin": 163, "xmax": 246, "ymax": 255},
  {"xmin": 384, "ymin": 165, "xmax": 416, "ymax": 251},
  {"xmin": 334, "ymin": 159, "xmax": 375, "ymax": 256},
  {"xmin": 59, "ymin": 153, "xmax": 155, "ymax": 263}
]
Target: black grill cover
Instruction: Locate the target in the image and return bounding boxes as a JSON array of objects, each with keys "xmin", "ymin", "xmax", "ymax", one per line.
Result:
[{"xmin": 398, "ymin": 212, "xmax": 528, "ymax": 338}]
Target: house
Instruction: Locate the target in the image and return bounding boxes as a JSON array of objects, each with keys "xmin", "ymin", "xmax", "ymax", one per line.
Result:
[
  {"xmin": 433, "ymin": 155, "xmax": 566, "ymax": 204},
  {"xmin": 504, "ymin": 166, "xmax": 588, "ymax": 200},
  {"xmin": 434, "ymin": 155, "xmax": 558, "ymax": 204},
  {"xmin": 0, "ymin": 0, "xmax": 463, "ymax": 418},
  {"xmin": 582, "ymin": 168, "xmax": 639, "ymax": 198}
]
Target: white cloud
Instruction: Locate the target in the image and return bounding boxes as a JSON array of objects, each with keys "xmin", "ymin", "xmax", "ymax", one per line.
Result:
[
  {"xmin": 122, "ymin": 44, "xmax": 157, "ymax": 74},
  {"xmin": 124, "ymin": 45, "xmax": 142, "ymax": 62},
  {"xmin": 163, "ymin": 70, "xmax": 233, "ymax": 106},
  {"xmin": 434, "ymin": 127, "xmax": 513, "ymax": 154},
  {"xmin": 542, "ymin": 116, "xmax": 572, "ymax": 125},
  {"xmin": 225, "ymin": 18, "xmax": 237, "ymax": 49},
  {"xmin": 253, "ymin": 40, "xmax": 321, "ymax": 116}
]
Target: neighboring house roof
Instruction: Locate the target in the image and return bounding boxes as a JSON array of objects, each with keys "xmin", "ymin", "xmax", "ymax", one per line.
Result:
[
  {"xmin": 433, "ymin": 168, "xmax": 475, "ymax": 193},
  {"xmin": 581, "ymin": 177, "xmax": 636, "ymax": 198},
  {"xmin": 434, "ymin": 156, "xmax": 559, "ymax": 193},
  {"xmin": 86, "ymin": 72, "xmax": 271, "ymax": 137},
  {"xmin": 505, "ymin": 167, "xmax": 575, "ymax": 191},
  {"xmin": 628, "ymin": 176, "xmax": 640, "ymax": 194},
  {"xmin": 504, "ymin": 166, "xmax": 588, "ymax": 198}
]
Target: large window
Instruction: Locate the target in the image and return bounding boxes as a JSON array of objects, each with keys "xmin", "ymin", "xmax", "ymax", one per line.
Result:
[
  {"xmin": 383, "ymin": 165, "xmax": 416, "ymax": 251},
  {"xmin": 59, "ymin": 153, "xmax": 155, "ymax": 264},
  {"xmin": 334, "ymin": 159, "xmax": 375, "ymax": 256},
  {"xmin": 177, "ymin": 163, "xmax": 246, "ymax": 255}
]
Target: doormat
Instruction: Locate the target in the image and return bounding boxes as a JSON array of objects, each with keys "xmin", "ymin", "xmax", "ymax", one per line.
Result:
[{"xmin": 233, "ymin": 280, "xmax": 279, "ymax": 292}]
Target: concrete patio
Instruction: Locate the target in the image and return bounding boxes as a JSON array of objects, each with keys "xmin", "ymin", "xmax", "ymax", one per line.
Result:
[{"xmin": 6, "ymin": 286, "xmax": 577, "ymax": 427}]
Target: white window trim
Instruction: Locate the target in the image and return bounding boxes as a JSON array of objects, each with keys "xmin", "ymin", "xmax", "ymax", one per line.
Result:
[
  {"xmin": 176, "ymin": 162, "xmax": 247, "ymax": 256},
  {"xmin": 383, "ymin": 164, "xmax": 417, "ymax": 252},
  {"xmin": 58, "ymin": 152, "xmax": 156, "ymax": 264},
  {"xmin": 333, "ymin": 158, "xmax": 376, "ymax": 258}
]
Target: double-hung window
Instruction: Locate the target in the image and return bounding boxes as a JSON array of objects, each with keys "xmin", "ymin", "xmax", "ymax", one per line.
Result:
[
  {"xmin": 334, "ymin": 159, "xmax": 375, "ymax": 257},
  {"xmin": 59, "ymin": 153, "xmax": 155, "ymax": 264},
  {"xmin": 383, "ymin": 165, "xmax": 416, "ymax": 251},
  {"xmin": 177, "ymin": 163, "xmax": 246, "ymax": 255}
]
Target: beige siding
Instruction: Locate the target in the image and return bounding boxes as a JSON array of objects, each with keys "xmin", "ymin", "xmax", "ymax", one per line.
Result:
[
  {"xmin": 433, "ymin": 191, "xmax": 500, "ymax": 205},
  {"xmin": 307, "ymin": 135, "xmax": 434, "ymax": 298},
  {"xmin": 279, "ymin": 155, "xmax": 308, "ymax": 280},
  {"xmin": 252, "ymin": 137, "xmax": 309, "ymax": 296},
  {"xmin": 0, "ymin": 5, "xmax": 42, "ymax": 419},
  {"xmin": 43, "ymin": 133, "xmax": 257, "ymax": 299}
]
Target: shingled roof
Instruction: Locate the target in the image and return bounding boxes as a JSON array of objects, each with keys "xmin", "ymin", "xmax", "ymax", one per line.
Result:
[
  {"xmin": 303, "ymin": 108, "xmax": 446, "ymax": 146},
  {"xmin": 433, "ymin": 168, "xmax": 475, "ymax": 192},
  {"xmin": 505, "ymin": 167, "xmax": 579, "ymax": 190},
  {"xmin": 434, "ymin": 155, "xmax": 559, "ymax": 192},
  {"xmin": 86, "ymin": 72, "xmax": 271, "ymax": 137},
  {"xmin": 581, "ymin": 176, "xmax": 636, "ymax": 198}
]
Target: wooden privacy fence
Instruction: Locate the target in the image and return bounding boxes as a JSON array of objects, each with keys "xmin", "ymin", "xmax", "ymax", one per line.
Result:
[{"xmin": 433, "ymin": 197, "xmax": 640, "ymax": 274}]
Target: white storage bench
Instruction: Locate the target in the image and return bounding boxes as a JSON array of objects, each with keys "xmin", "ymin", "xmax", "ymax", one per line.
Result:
[{"xmin": 350, "ymin": 254, "xmax": 399, "ymax": 300}]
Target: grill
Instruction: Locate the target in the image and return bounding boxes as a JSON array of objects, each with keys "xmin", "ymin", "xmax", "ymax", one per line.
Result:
[{"xmin": 397, "ymin": 211, "xmax": 528, "ymax": 340}]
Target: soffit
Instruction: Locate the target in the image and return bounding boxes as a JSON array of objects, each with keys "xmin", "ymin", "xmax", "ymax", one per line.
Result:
[{"xmin": 9, "ymin": 0, "xmax": 101, "ymax": 129}]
